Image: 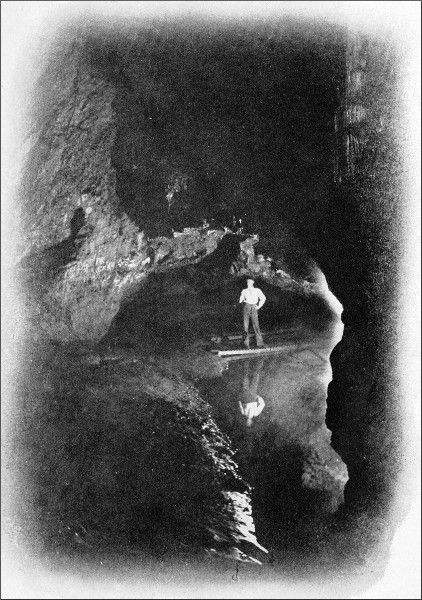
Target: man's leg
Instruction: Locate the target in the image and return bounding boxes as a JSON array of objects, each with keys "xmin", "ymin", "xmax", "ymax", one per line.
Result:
[
  {"xmin": 250, "ymin": 358, "xmax": 264, "ymax": 394},
  {"xmin": 251, "ymin": 306, "xmax": 264, "ymax": 347},
  {"xmin": 242, "ymin": 361, "xmax": 251, "ymax": 398},
  {"xmin": 243, "ymin": 304, "xmax": 251, "ymax": 348}
]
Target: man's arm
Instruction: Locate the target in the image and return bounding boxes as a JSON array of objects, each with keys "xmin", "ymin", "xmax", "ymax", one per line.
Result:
[
  {"xmin": 239, "ymin": 290, "xmax": 245, "ymax": 303},
  {"xmin": 254, "ymin": 396, "xmax": 265, "ymax": 417},
  {"xmin": 256, "ymin": 289, "xmax": 266, "ymax": 309},
  {"xmin": 256, "ymin": 396, "xmax": 265, "ymax": 409}
]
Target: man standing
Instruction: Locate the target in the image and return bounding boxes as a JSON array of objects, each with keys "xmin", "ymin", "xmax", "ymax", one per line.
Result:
[{"xmin": 239, "ymin": 278, "xmax": 266, "ymax": 348}]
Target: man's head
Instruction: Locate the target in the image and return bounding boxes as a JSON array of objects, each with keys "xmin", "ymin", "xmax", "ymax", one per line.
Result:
[{"xmin": 246, "ymin": 277, "xmax": 255, "ymax": 288}]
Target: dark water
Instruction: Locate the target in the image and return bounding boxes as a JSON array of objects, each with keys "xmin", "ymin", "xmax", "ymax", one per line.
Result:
[
  {"xmin": 200, "ymin": 317, "xmax": 348, "ymax": 557},
  {"xmin": 10, "ymin": 288, "xmax": 347, "ymax": 574}
]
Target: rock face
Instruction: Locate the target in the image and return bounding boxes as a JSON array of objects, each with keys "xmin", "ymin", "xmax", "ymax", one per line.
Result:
[
  {"xmin": 10, "ymin": 341, "xmax": 268, "ymax": 563},
  {"xmin": 18, "ymin": 32, "xmax": 296, "ymax": 342},
  {"xmin": 19, "ymin": 219, "xmax": 226, "ymax": 341},
  {"xmin": 18, "ymin": 33, "xmax": 246, "ymax": 341},
  {"xmin": 17, "ymin": 23, "xmax": 341, "ymax": 343},
  {"xmin": 17, "ymin": 33, "xmax": 133, "ymax": 340},
  {"xmin": 11, "ymin": 19, "xmax": 405, "ymax": 586},
  {"xmin": 14, "ymin": 29, "xmax": 336, "ymax": 566},
  {"xmin": 325, "ymin": 30, "xmax": 403, "ymax": 518}
]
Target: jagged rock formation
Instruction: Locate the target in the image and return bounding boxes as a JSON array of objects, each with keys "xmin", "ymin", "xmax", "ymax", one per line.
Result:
[
  {"xmin": 19, "ymin": 220, "xmax": 228, "ymax": 341},
  {"xmin": 15, "ymin": 33, "xmax": 223, "ymax": 341},
  {"xmin": 11, "ymin": 18, "xmax": 405, "ymax": 585},
  {"xmin": 17, "ymin": 22, "xmax": 341, "ymax": 343}
]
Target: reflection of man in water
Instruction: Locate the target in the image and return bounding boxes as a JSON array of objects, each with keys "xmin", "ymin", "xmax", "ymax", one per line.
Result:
[
  {"xmin": 239, "ymin": 359, "xmax": 265, "ymax": 427},
  {"xmin": 239, "ymin": 278, "xmax": 266, "ymax": 348}
]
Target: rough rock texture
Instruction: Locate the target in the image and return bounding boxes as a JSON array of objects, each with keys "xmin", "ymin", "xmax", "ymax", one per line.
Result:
[
  {"xmin": 11, "ymin": 20, "xmax": 406, "ymax": 585},
  {"xmin": 19, "ymin": 221, "xmax": 226, "ymax": 341},
  {"xmin": 325, "ymin": 31, "xmax": 403, "ymax": 520},
  {"xmin": 17, "ymin": 24, "xmax": 339, "ymax": 343},
  {"xmin": 9, "ymin": 341, "xmax": 268, "ymax": 563},
  {"xmin": 20, "ymin": 36, "xmax": 118, "ymax": 251},
  {"xmin": 17, "ymin": 34, "xmax": 132, "ymax": 340},
  {"xmin": 16, "ymin": 32, "xmax": 224, "ymax": 341}
]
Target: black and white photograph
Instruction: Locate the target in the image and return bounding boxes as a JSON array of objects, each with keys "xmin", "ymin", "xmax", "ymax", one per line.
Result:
[{"xmin": 1, "ymin": 2, "xmax": 420, "ymax": 598}]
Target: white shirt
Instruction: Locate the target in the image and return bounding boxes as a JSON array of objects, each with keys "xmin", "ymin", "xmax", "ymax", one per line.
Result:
[
  {"xmin": 239, "ymin": 396, "xmax": 265, "ymax": 418},
  {"xmin": 239, "ymin": 287, "xmax": 266, "ymax": 307}
]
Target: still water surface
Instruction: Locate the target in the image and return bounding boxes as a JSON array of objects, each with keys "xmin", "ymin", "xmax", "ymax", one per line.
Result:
[{"xmin": 201, "ymin": 316, "xmax": 348, "ymax": 554}]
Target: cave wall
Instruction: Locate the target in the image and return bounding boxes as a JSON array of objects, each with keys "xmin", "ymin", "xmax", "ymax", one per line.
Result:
[
  {"xmin": 18, "ymin": 20, "xmax": 345, "ymax": 342},
  {"xmin": 18, "ymin": 20, "xmax": 404, "ymax": 522},
  {"xmin": 19, "ymin": 23, "xmax": 400, "ymax": 341},
  {"xmin": 323, "ymin": 31, "xmax": 403, "ymax": 515},
  {"xmin": 18, "ymin": 30, "xmax": 231, "ymax": 341},
  {"xmin": 76, "ymin": 20, "xmax": 344, "ymax": 238},
  {"xmin": 17, "ymin": 32, "xmax": 146, "ymax": 340},
  {"xmin": 21, "ymin": 34, "xmax": 120, "ymax": 250}
]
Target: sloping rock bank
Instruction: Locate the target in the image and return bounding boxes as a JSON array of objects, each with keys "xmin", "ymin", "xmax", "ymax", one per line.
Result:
[{"xmin": 9, "ymin": 340, "xmax": 268, "ymax": 564}]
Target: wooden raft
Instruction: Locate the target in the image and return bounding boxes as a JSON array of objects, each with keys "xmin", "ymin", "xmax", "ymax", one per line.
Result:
[{"xmin": 210, "ymin": 345, "xmax": 291, "ymax": 357}]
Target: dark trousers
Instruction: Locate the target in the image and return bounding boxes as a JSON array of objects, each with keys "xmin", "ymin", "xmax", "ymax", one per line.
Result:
[
  {"xmin": 242, "ymin": 358, "xmax": 264, "ymax": 401},
  {"xmin": 243, "ymin": 303, "xmax": 263, "ymax": 347}
]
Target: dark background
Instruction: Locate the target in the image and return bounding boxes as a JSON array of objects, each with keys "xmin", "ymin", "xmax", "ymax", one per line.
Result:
[{"xmin": 86, "ymin": 19, "xmax": 344, "ymax": 241}]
